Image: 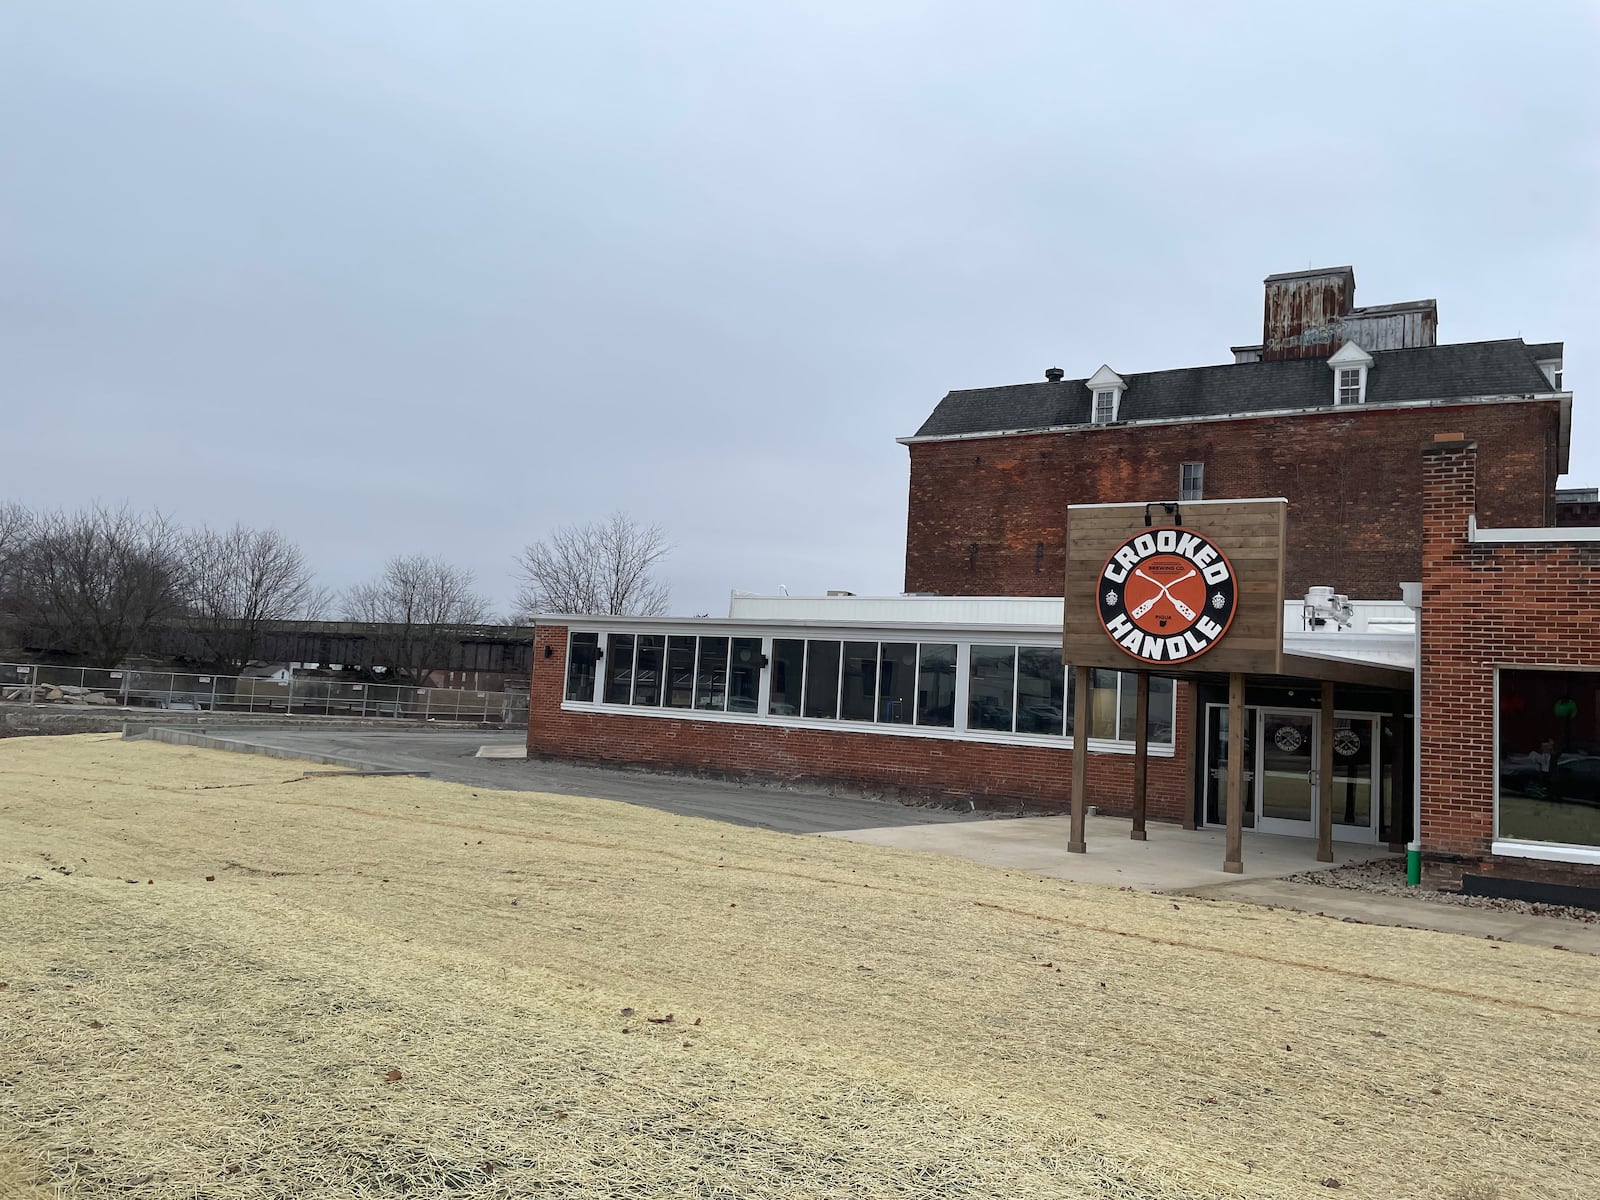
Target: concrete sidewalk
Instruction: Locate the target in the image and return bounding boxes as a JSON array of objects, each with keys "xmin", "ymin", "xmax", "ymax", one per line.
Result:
[
  {"xmin": 825, "ymin": 814, "xmax": 1600, "ymax": 954},
  {"xmin": 824, "ymin": 812, "xmax": 1385, "ymax": 890}
]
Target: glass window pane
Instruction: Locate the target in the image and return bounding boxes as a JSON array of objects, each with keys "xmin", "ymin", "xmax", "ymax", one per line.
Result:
[
  {"xmin": 665, "ymin": 636, "xmax": 696, "ymax": 708},
  {"xmin": 564, "ymin": 632, "xmax": 598, "ymax": 701},
  {"xmin": 1016, "ymin": 645, "xmax": 1065, "ymax": 734},
  {"xmin": 916, "ymin": 643, "xmax": 957, "ymax": 728},
  {"xmin": 1090, "ymin": 669, "xmax": 1120, "ymax": 739},
  {"xmin": 695, "ymin": 637, "xmax": 728, "ymax": 711},
  {"xmin": 803, "ymin": 641, "xmax": 841, "ymax": 720},
  {"xmin": 840, "ymin": 641, "xmax": 878, "ymax": 722},
  {"xmin": 1497, "ymin": 669, "xmax": 1600, "ymax": 848},
  {"xmin": 878, "ymin": 642, "xmax": 918, "ymax": 725},
  {"xmin": 604, "ymin": 633, "xmax": 634, "ymax": 705},
  {"xmin": 632, "ymin": 635, "xmax": 664, "ymax": 706},
  {"xmin": 968, "ymin": 645, "xmax": 1016, "ymax": 732},
  {"xmin": 769, "ymin": 639, "xmax": 805, "ymax": 716},
  {"xmin": 728, "ymin": 638, "xmax": 762, "ymax": 713},
  {"xmin": 1118, "ymin": 671, "xmax": 1140, "ymax": 741},
  {"xmin": 1148, "ymin": 676, "xmax": 1175, "ymax": 746},
  {"xmin": 1065, "ymin": 665, "xmax": 1078, "ymax": 736}
]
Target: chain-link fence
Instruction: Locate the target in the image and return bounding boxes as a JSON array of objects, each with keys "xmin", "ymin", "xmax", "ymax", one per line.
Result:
[{"xmin": 0, "ymin": 662, "xmax": 527, "ymax": 725}]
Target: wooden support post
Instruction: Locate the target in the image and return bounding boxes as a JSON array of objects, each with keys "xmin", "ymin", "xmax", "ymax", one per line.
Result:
[
  {"xmin": 1223, "ymin": 672, "xmax": 1244, "ymax": 873},
  {"xmin": 1130, "ymin": 670, "xmax": 1149, "ymax": 841},
  {"xmin": 1069, "ymin": 665, "xmax": 1090, "ymax": 854},
  {"xmin": 1181, "ymin": 681, "xmax": 1198, "ymax": 830},
  {"xmin": 1317, "ymin": 680, "xmax": 1335, "ymax": 863}
]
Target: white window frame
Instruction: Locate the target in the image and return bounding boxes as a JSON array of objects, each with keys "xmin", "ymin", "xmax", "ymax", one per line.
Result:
[
  {"xmin": 1085, "ymin": 365, "xmax": 1126, "ymax": 426},
  {"xmin": 1179, "ymin": 461, "xmax": 1204, "ymax": 501},
  {"xmin": 1093, "ymin": 390, "xmax": 1117, "ymax": 424},
  {"xmin": 560, "ymin": 626, "xmax": 1176, "ymax": 756},
  {"xmin": 1537, "ymin": 359, "xmax": 1564, "ymax": 390},
  {"xmin": 1336, "ymin": 367, "xmax": 1365, "ymax": 405}
]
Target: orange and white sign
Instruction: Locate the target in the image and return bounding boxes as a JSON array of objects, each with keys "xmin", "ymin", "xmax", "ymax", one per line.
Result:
[{"xmin": 1096, "ymin": 528, "xmax": 1237, "ymax": 664}]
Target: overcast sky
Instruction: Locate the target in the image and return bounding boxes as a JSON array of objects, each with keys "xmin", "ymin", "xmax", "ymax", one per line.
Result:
[{"xmin": 4, "ymin": 2, "xmax": 1597, "ymax": 618}]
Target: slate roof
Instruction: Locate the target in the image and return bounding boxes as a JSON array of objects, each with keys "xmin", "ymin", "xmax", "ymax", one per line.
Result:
[{"xmin": 908, "ymin": 339, "xmax": 1560, "ymax": 440}]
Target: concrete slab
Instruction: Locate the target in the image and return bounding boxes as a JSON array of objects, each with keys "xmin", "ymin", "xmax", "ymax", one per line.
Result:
[
  {"xmin": 475, "ymin": 743, "xmax": 527, "ymax": 759},
  {"xmin": 823, "ymin": 813, "xmax": 1389, "ymax": 890},
  {"xmin": 1174, "ymin": 878, "xmax": 1600, "ymax": 955}
]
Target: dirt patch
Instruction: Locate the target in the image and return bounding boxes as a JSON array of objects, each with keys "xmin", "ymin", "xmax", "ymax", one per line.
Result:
[
  {"xmin": 1, "ymin": 734, "xmax": 1594, "ymax": 1199},
  {"xmin": 1281, "ymin": 856, "xmax": 1600, "ymax": 924}
]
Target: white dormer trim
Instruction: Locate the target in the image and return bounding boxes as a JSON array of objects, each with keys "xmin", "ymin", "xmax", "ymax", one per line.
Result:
[
  {"xmin": 1085, "ymin": 365, "xmax": 1126, "ymax": 424},
  {"xmin": 1537, "ymin": 358, "xmax": 1563, "ymax": 391},
  {"xmin": 1328, "ymin": 341, "xmax": 1373, "ymax": 405}
]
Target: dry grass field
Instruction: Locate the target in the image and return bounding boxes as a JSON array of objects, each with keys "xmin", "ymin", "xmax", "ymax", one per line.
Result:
[{"xmin": 1, "ymin": 734, "xmax": 1597, "ymax": 1199}]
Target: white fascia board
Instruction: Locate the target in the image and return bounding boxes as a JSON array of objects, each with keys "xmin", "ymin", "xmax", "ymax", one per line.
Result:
[
  {"xmin": 1468, "ymin": 519, "xmax": 1600, "ymax": 544},
  {"xmin": 541, "ymin": 614, "xmax": 1068, "ymax": 641},
  {"xmin": 1067, "ymin": 497, "xmax": 1287, "ymax": 510},
  {"xmin": 1490, "ymin": 840, "xmax": 1600, "ymax": 867},
  {"xmin": 896, "ymin": 392, "xmax": 1567, "ymax": 446},
  {"xmin": 1085, "ymin": 364, "xmax": 1126, "ymax": 390}
]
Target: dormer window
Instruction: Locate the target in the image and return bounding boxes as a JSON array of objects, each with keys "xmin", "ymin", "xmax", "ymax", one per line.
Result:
[
  {"xmin": 1085, "ymin": 365, "xmax": 1127, "ymax": 426},
  {"xmin": 1538, "ymin": 359, "xmax": 1564, "ymax": 390},
  {"xmin": 1327, "ymin": 342, "xmax": 1373, "ymax": 406}
]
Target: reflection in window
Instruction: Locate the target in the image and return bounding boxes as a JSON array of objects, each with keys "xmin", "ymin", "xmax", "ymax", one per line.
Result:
[
  {"xmin": 1090, "ymin": 669, "xmax": 1120, "ymax": 739},
  {"xmin": 1016, "ymin": 646, "xmax": 1065, "ymax": 734},
  {"xmin": 840, "ymin": 641, "xmax": 878, "ymax": 722},
  {"xmin": 665, "ymin": 636, "xmax": 696, "ymax": 708},
  {"xmin": 969, "ymin": 645, "xmax": 1016, "ymax": 732},
  {"xmin": 917, "ymin": 644, "xmax": 956, "ymax": 728},
  {"xmin": 770, "ymin": 639, "xmax": 805, "ymax": 716},
  {"xmin": 729, "ymin": 638, "xmax": 762, "ymax": 713},
  {"xmin": 633, "ymin": 635, "xmax": 664, "ymax": 706},
  {"xmin": 1118, "ymin": 672, "xmax": 1139, "ymax": 741},
  {"xmin": 1497, "ymin": 668, "xmax": 1600, "ymax": 849},
  {"xmin": 565, "ymin": 632, "xmax": 598, "ymax": 701},
  {"xmin": 803, "ymin": 640, "xmax": 841, "ymax": 719},
  {"xmin": 879, "ymin": 642, "xmax": 917, "ymax": 725},
  {"xmin": 695, "ymin": 637, "xmax": 728, "ymax": 711},
  {"xmin": 604, "ymin": 633, "xmax": 635, "ymax": 705},
  {"xmin": 1147, "ymin": 676, "xmax": 1175, "ymax": 744}
]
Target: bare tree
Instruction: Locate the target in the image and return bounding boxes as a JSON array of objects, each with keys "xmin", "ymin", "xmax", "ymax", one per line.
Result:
[
  {"xmin": 7, "ymin": 504, "xmax": 188, "ymax": 665},
  {"xmin": 183, "ymin": 525, "xmax": 327, "ymax": 669},
  {"xmin": 515, "ymin": 511, "xmax": 670, "ymax": 618},
  {"xmin": 0, "ymin": 502, "xmax": 36, "ymax": 649},
  {"xmin": 343, "ymin": 555, "xmax": 491, "ymax": 683}
]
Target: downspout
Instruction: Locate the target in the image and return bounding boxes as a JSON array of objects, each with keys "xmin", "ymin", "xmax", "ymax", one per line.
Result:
[{"xmin": 1400, "ymin": 581, "xmax": 1422, "ymax": 885}]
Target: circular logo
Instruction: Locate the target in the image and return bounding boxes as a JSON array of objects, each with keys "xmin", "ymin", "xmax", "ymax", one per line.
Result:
[
  {"xmin": 1097, "ymin": 527, "xmax": 1237, "ymax": 665},
  {"xmin": 1274, "ymin": 726, "xmax": 1305, "ymax": 752},
  {"xmin": 1334, "ymin": 729, "xmax": 1362, "ymax": 758}
]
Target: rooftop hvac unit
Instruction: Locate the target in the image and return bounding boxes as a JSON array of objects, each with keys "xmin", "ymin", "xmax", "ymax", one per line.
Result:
[{"xmin": 1303, "ymin": 586, "xmax": 1353, "ymax": 632}]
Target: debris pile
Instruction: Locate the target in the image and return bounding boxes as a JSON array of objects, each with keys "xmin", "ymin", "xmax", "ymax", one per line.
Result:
[{"xmin": 1, "ymin": 684, "xmax": 119, "ymax": 706}]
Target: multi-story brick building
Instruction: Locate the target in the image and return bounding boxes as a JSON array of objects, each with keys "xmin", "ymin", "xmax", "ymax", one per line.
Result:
[{"xmin": 902, "ymin": 266, "xmax": 1566, "ymax": 601}]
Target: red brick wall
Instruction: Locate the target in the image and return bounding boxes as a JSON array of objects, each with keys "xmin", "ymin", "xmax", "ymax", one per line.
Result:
[
  {"xmin": 1419, "ymin": 437, "xmax": 1600, "ymax": 888},
  {"xmin": 906, "ymin": 400, "xmax": 1560, "ymax": 601},
  {"xmin": 528, "ymin": 624, "xmax": 1193, "ymax": 820}
]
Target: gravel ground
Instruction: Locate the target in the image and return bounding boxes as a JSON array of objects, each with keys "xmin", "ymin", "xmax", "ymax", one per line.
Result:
[{"xmin": 1281, "ymin": 855, "xmax": 1600, "ymax": 923}]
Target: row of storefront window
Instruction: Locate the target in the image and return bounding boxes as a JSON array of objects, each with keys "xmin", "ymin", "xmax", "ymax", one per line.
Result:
[{"xmin": 563, "ymin": 631, "xmax": 1175, "ymax": 745}]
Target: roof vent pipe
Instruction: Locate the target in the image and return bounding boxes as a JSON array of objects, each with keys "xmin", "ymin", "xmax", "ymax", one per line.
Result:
[{"xmin": 1044, "ymin": 367, "xmax": 1065, "ymax": 382}]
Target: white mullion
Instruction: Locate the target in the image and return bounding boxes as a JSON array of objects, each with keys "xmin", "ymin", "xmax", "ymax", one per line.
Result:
[
  {"xmin": 757, "ymin": 637, "xmax": 773, "ymax": 716},
  {"xmin": 1010, "ymin": 645, "xmax": 1020, "ymax": 735},
  {"xmin": 954, "ymin": 643, "xmax": 971, "ymax": 734}
]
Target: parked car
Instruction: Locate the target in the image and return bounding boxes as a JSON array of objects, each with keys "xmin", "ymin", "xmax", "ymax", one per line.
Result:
[{"xmin": 1500, "ymin": 754, "xmax": 1600, "ymax": 805}]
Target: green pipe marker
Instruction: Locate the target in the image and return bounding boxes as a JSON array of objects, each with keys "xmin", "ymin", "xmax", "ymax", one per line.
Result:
[{"xmin": 1405, "ymin": 849, "xmax": 1421, "ymax": 886}]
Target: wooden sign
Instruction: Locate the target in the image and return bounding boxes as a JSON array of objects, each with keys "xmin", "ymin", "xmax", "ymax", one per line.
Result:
[{"xmin": 1063, "ymin": 500, "xmax": 1286, "ymax": 676}]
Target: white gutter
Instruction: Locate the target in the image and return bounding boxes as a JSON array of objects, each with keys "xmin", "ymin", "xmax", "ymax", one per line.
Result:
[
  {"xmin": 897, "ymin": 391, "xmax": 1570, "ymax": 447},
  {"xmin": 1400, "ymin": 581, "xmax": 1423, "ymax": 883}
]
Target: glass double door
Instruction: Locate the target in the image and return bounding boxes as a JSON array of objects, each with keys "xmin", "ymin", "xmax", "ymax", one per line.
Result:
[{"xmin": 1205, "ymin": 706, "xmax": 1378, "ymax": 843}]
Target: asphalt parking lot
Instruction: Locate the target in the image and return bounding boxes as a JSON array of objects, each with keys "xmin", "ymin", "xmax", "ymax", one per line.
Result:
[{"xmin": 197, "ymin": 727, "xmax": 981, "ymax": 835}]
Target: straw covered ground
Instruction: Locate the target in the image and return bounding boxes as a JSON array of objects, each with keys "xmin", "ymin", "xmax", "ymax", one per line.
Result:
[{"xmin": 1, "ymin": 735, "xmax": 1596, "ymax": 1200}]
